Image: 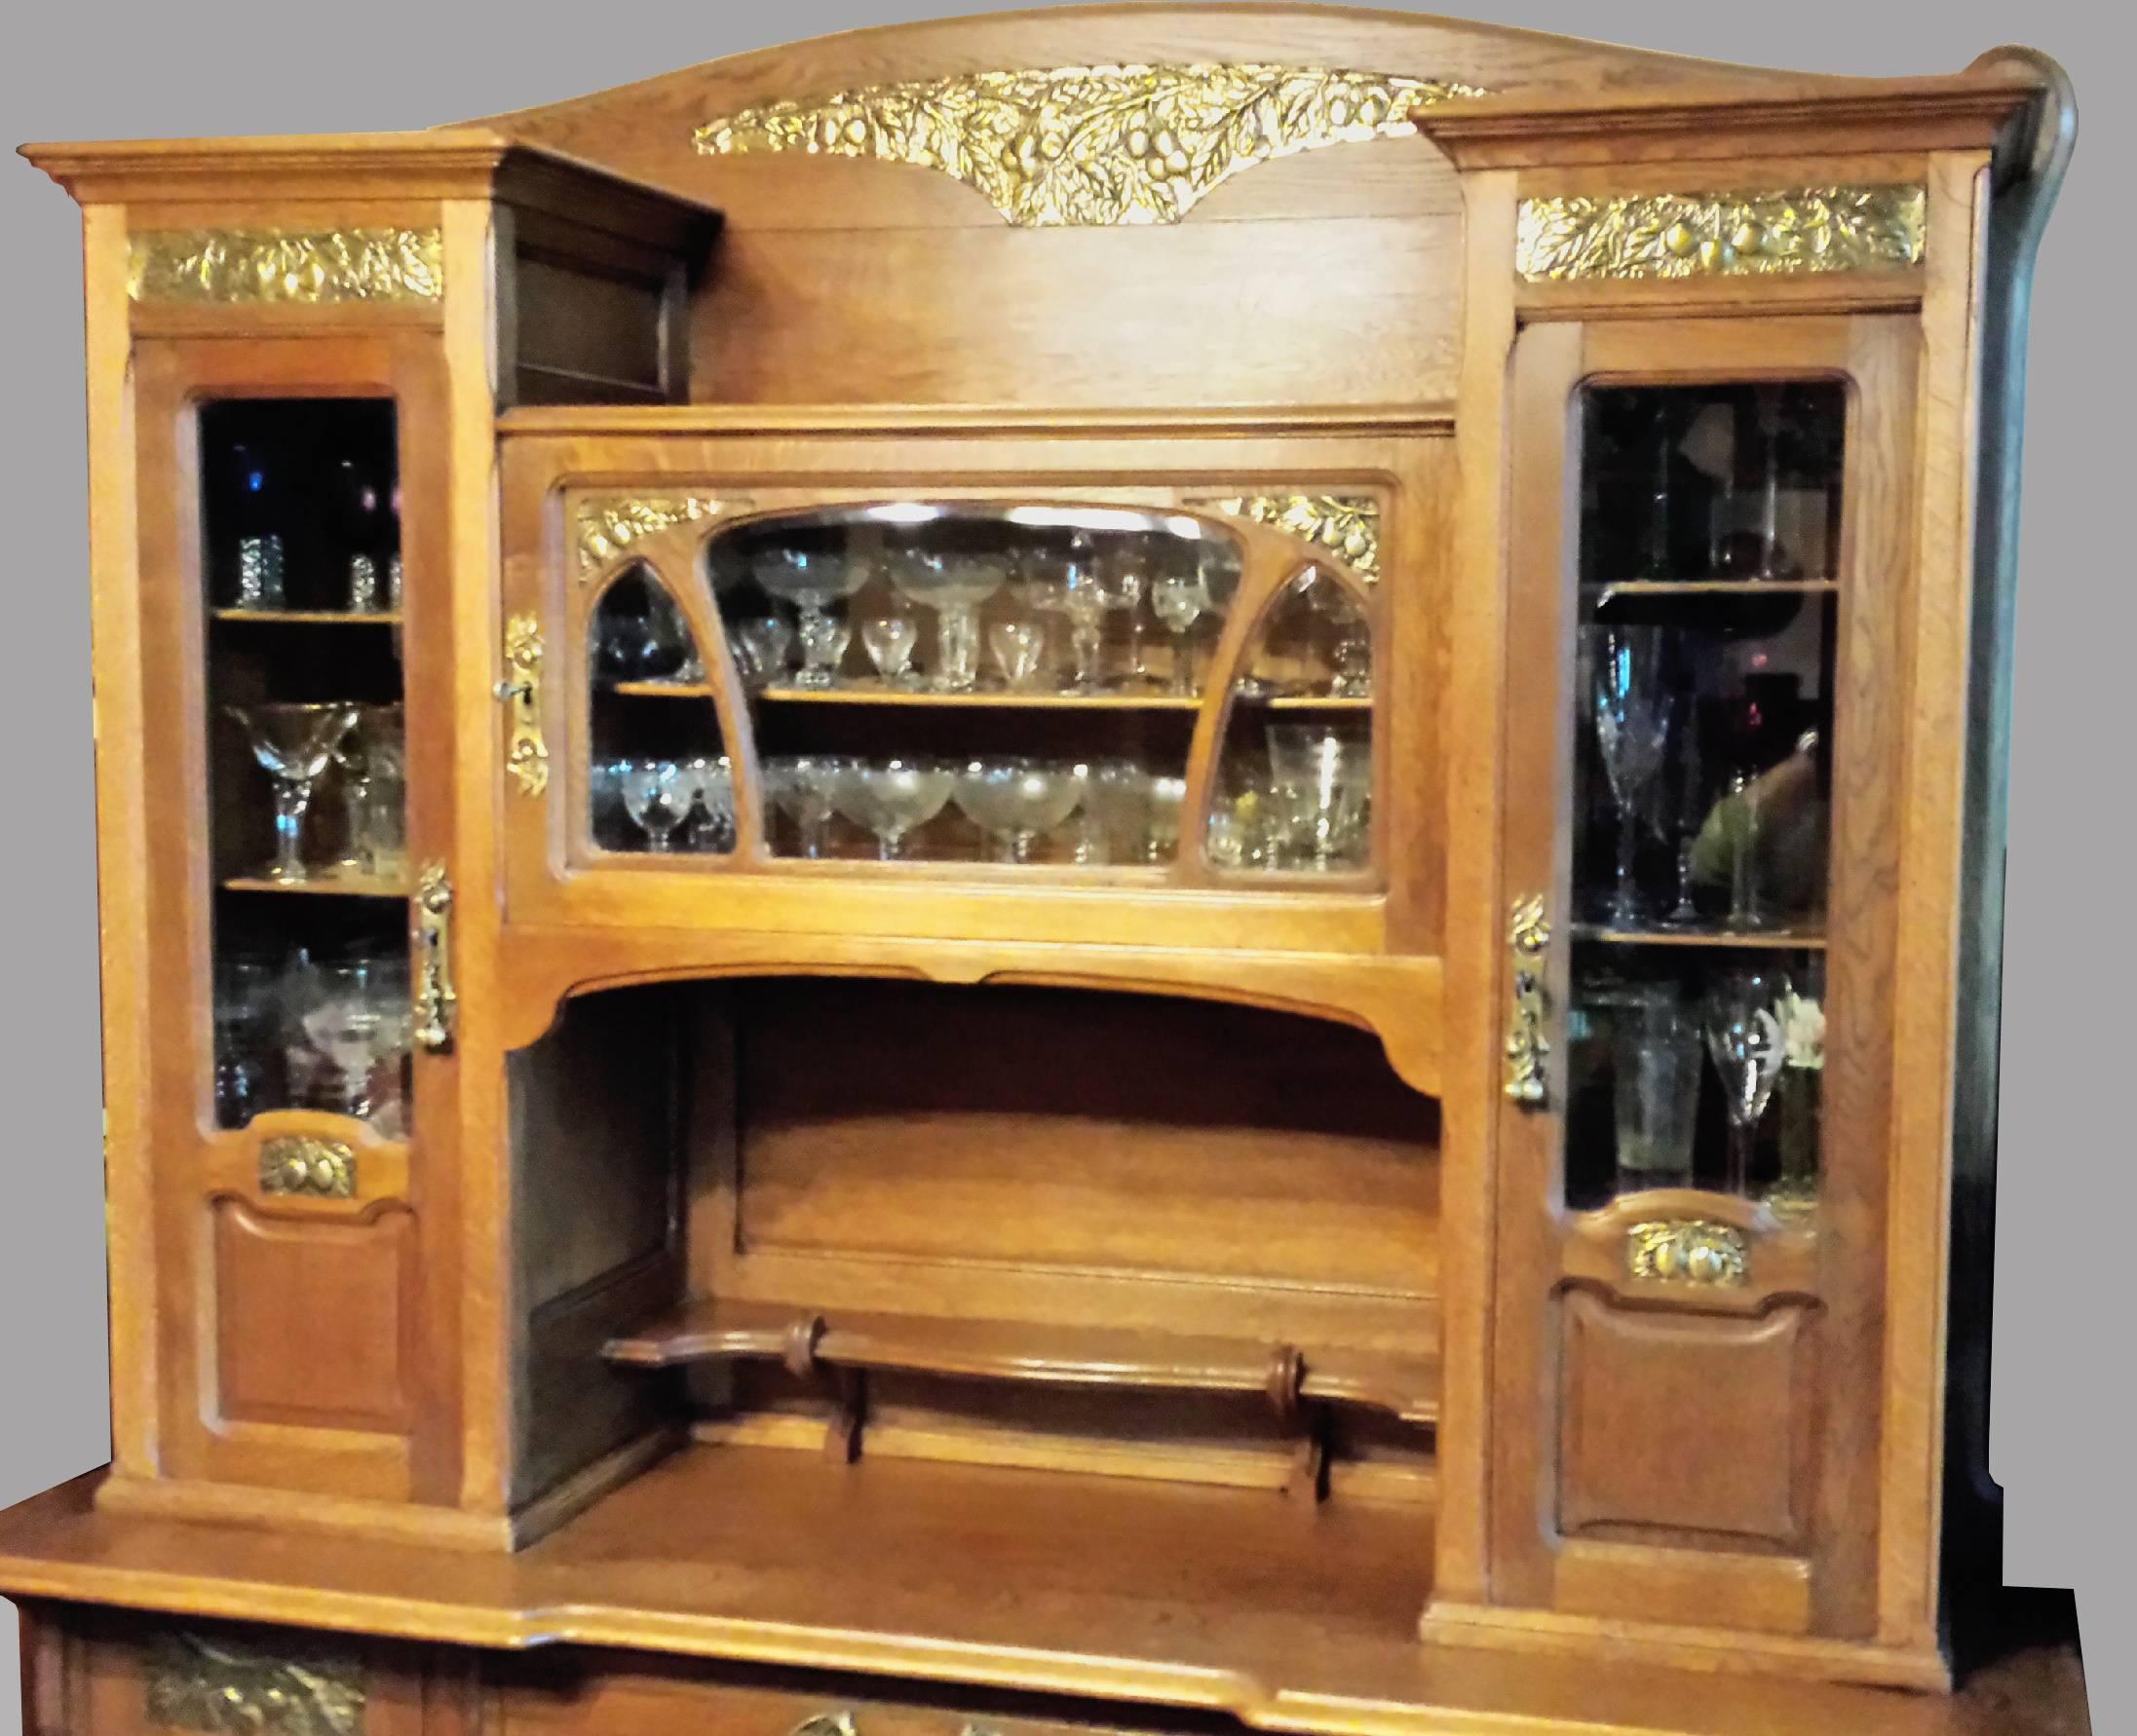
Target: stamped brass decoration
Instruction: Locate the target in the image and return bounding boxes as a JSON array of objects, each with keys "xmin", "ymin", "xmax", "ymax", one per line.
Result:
[
  {"xmin": 695, "ymin": 63, "xmax": 1485, "ymax": 228},
  {"xmin": 412, "ymin": 861, "xmax": 456, "ymax": 1054},
  {"xmin": 496, "ymin": 613, "xmax": 549, "ymax": 797},
  {"xmin": 258, "ymin": 1137, "xmax": 357, "ymax": 1200},
  {"xmin": 1515, "ymin": 186, "xmax": 1926, "ymax": 281},
  {"xmin": 574, "ymin": 494, "xmax": 733, "ymax": 577},
  {"xmin": 1194, "ymin": 494, "xmax": 1380, "ymax": 581},
  {"xmin": 144, "ymin": 1630, "xmax": 365, "ymax": 1736},
  {"xmin": 1626, "ymin": 1219, "xmax": 1750, "ymax": 1288},
  {"xmin": 1503, "ymin": 893, "xmax": 1551, "ymax": 1107},
  {"xmin": 128, "ymin": 228, "xmax": 444, "ymax": 305},
  {"xmin": 785, "ymin": 1717, "xmax": 859, "ymax": 1736}
]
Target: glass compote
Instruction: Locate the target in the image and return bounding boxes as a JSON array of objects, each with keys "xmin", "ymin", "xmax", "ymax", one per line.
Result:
[
  {"xmin": 834, "ymin": 758, "xmax": 956, "ymax": 860},
  {"xmin": 891, "ymin": 550, "xmax": 1007, "ymax": 693},
  {"xmin": 1701, "ymin": 965, "xmax": 1791, "ymax": 1195},
  {"xmin": 766, "ymin": 754, "xmax": 855, "ymax": 859},
  {"xmin": 1266, "ymin": 724, "xmax": 1371, "ymax": 871},
  {"xmin": 755, "ymin": 547, "xmax": 863, "ymax": 689},
  {"xmin": 620, "ymin": 760, "xmax": 690, "ymax": 852},
  {"xmin": 954, "ymin": 757, "xmax": 1088, "ymax": 864},
  {"xmin": 1586, "ymin": 624, "xmax": 1672, "ymax": 927},
  {"xmin": 227, "ymin": 702, "xmax": 360, "ymax": 883}
]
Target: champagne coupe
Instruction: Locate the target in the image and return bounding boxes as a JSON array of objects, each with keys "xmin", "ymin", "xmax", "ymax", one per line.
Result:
[
  {"xmin": 1150, "ymin": 567, "xmax": 1209, "ymax": 697},
  {"xmin": 954, "ymin": 757, "xmax": 1087, "ymax": 864},
  {"xmin": 766, "ymin": 754, "xmax": 854, "ymax": 859},
  {"xmin": 1266, "ymin": 724, "xmax": 1371, "ymax": 871},
  {"xmin": 227, "ymin": 702, "xmax": 360, "ymax": 884},
  {"xmin": 988, "ymin": 620, "xmax": 1049, "ymax": 690},
  {"xmin": 860, "ymin": 614, "xmax": 920, "ymax": 688},
  {"xmin": 1702, "ymin": 965, "xmax": 1791, "ymax": 1195},
  {"xmin": 834, "ymin": 758, "xmax": 956, "ymax": 861},
  {"xmin": 891, "ymin": 550, "xmax": 1006, "ymax": 693},
  {"xmin": 1586, "ymin": 624, "xmax": 1672, "ymax": 927},
  {"xmin": 620, "ymin": 760, "xmax": 689, "ymax": 851},
  {"xmin": 1611, "ymin": 994, "xmax": 1702, "ymax": 1192},
  {"xmin": 755, "ymin": 547, "xmax": 863, "ymax": 689},
  {"xmin": 732, "ymin": 617, "xmax": 794, "ymax": 690}
]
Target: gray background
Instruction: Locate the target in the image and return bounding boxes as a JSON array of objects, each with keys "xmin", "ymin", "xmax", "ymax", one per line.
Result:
[{"xmin": 0, "ymin": 0, "xmax": 2124, "ymax": 1728}]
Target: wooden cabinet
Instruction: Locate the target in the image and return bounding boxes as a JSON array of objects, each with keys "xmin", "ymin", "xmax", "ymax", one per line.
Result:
[{"xmin": 2, "ymin": 10, "xmax": 2082, "ymax": 1734}]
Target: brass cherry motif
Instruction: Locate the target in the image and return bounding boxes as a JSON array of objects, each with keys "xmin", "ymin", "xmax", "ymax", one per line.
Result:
[
  {"xmin": 1515, "ymin": 186, "xmax": 1927, "ymax": 281},
  {"xmin": 128, "ymin": 228, "xmax": 443, "ymax": 305},
  {"xmin": 257, "ymin": 1137, "xmax": 357, "ymax": 1201},
  {"xmin": 1625, "ymin": 1219, "xmax": 1749, "ymax": 1288}
]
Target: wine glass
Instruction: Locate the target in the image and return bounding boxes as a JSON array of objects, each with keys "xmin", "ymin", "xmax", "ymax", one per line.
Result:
[
  {"xmin": 1701, "ymin": 965, "xmax": 1791, "ymax": 1195},
  {"xmin": 620, "ymin": 760, "xmax": 689, "ymax": 851},
  {"xmin": 680, "ymin": 756, "xmax": 736, "ymax": 853},
  {"xmin": 860, "ymin": 614, "xmax": 920, "ymax": 688},
  {"xmin": 226, "ymin": 702, "xmax": 360, "ymax": 883},
  {"xmin": 1149, "ymin": 568, "xmax": 1209, "ymax": 696},
  {"xmin": 330, "ymin": 705, "xmax": 402, "ymax": 878},
  {"xmin": 988, "ymin": 620, "xmax": 1049, "ymax": 690},
  {"xmin": 891, "ymin": 550, "xmax": 1007, "ymax": 693},
  {"xmin": 732, "ymin": 617, "xmax": 794, "ymax": 690},
  {"xmin": 755, "ymin": 547, "xmax": 862, "ymax": 689},
  {"xmin": 834, "ymin": 758, "xmax": 956, "ymax": 860},
  {"xmin": 1266, "ymin": 724, "xmax": 1371, "ymax": 871},
  {"xmin": 1306, "ymin": 571, "xmax": 1371, "ymax": 698},
  {"xmin": 1038, "ymin": 534, "xmax": 1109, "ymax": 692},
  {"xmin": 954, "ymin": 757, "xmax": 1087, "ymax": 864},
  {"xmin": 1095, "ymin": 546, "xmax": 1148, "ymax": 687},
  {"xmin": 766, "ymin": 754, "xmax": 854, "ymax": 859},
  {"xmin": 1586, "ymin": 624, "xmax": 1672, "ymax": 927}
]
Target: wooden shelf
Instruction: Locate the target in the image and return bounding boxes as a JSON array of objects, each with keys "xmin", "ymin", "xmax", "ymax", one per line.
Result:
[
  {"xmin": 221, "ymin": 872, "xmax": 410, "ymax": 899},
  {"xmin": 604, "ymin": 1299, "xmax": 1439, "ymax": 1425},
  {"xmin": 604, "ymin": 680, "xmax": 1368, "ymax": 712},
  {"xmin": 1572, "ymin": 923, "xmax": 1826, "ymax": 951},
  {"xmin": 210, "ymin": 608, "xmax": 403, "ymax": 624},
  {"xmin": 1583, "ymin": 580, "xmax": 1838, "ymax": 598}
]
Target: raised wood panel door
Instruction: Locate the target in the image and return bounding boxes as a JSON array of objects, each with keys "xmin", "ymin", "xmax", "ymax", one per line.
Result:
[
  {"xmin": 1486, "ymin": 315, "xmax": 1919, "ymax": 1641},
  {"xmin": 126, "ymin": 336, "xmax": 464, "ymax": 1504}
]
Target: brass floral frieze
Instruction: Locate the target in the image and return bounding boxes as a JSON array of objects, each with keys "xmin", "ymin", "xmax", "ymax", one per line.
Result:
[
  {"xmin": 258, "ymin": 1136, "xmax": 357, "ymax": 1200},
  {"xmin": 1626, "ymin": 1219, "xmax": 1749, "ymax": 1288},
  {"xmin": 695, "ymin": 63, "xmax": 1485, "ymax": 227},
  {"xmin": 128, "ymin": 228, "xmax": 444, "ymax": 305},
  {"xmin": 1195, "ymin": 493, "xmax": 1380, "ymax": 581},
  {"xmin": 574, "ymin": 494, "xmax": 731, "ymax": 577},
  {"xmin": 1515, "ymin": 186, "xmax": 1926, "ymax": 281},
  {"xmin": 144, "ymin": 1630, "xmax": 365, "ymax": 1736}
]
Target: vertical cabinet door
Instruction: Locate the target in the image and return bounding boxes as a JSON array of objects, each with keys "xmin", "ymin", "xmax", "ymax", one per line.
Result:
[
  {"xmin": 128, "ymin": 335, "xmax": 462, "ymax": 1505},
  {"xmin": 1488, "ymin": 316, "xmax": 1919, "ymax": 1642}
]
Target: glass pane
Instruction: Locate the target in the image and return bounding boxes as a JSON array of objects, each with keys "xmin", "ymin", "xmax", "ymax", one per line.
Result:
[
  {"xmin": 587, "ymin": 565, "xmax": 733, "ymax": 855},
  {"xmin": 1565, "ymin": 382, "xmax": 1843, "ymax": 1213},
  {"xmin": 201, "ymin": 399, "xmax": 412, "ymax": 1136},
  {"xmin": 1206, "ymin": 568, "xmax": 1374, "ymax": 875},
  {"xmin": 702, "ymin": 504, "xmax": 1236, "ymax": 867}
]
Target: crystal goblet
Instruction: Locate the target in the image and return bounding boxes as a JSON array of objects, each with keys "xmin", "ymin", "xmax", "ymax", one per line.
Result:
[
  {"xmin": 620, "ymin": 760, "xmax": 689, "ymax": 852},
  {"xmin": 1035, "ymin": 535, "xmax": 1109, "ymax": 692},
  {"xmin": 988, "ymin": 620, "xmax": 1049, "ymax": 691},
  {"xmin": 860, "ymin": 614, "xmax": 920, "ymax": 688},
  {"xmin": 1150, "ymin": 570, "xmax": 1210, "ymax": 697},
  {"xmin": 227, "ymin": 702, "xmax": 360, "ymax": 883},
  {"xmin": 834, "ymin": 758, "xmax": 956, "ymax": 860},
  {"xmin": 732, "ymin": 617, "xmax": 794, "ymax": 690},
  {"xmin": 766, "ymin": 754, "xmax": 855, "ymax": 859},
  {"xmin": 1266, "ymin": 724, "xmax": 1371, "ymax": 871},
  {"xmin": 891, "ymin": 550, "xmax": 1006, "ymax": 693},
  {"xmin": 680, "ymin": 755, "xmax": 736, "ymax": 853},
  {"xmin": 954, "ymin": 757, "xmax": 1087, "ymax": 864},
  {"xmin": 755, "ymin": 547, "xmax": 863, "ymax": 689}
]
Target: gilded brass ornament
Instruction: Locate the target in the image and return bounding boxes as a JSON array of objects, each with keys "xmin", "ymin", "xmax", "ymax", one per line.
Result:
[
  {"xmin": 258, "ymin": 1137, "xmax": 357, "ymax": 1200},
  {"xmin": 1514, "ymin": 186, "xmax": 1926, "ymax": 281},
  {"xmin": 696, "ymin": 63, "xmax": 1484, "ymax": 228},
  {"xmin": 575, "ymin": 494, "xmax": 733, "ymax": 577},
  {"xmin": 1192, "ymin": 494, "xmax": 1380, "ymax": 581},
  {"xmin": 144, "ymin": 1630, "xmax": 365, "ymax": 1736},
  {"xmin": 496, "ymin": 613, "xmax": 549, "ymax": 797},
  {"xmin": 785, "ymin": 1717, "xmax": 859, "ymax": 1736},
  {"xmin": 1503, "ymin": 893, "xmax": 1551, "ymax": 1106},
  {"xmin": 128, "ymin": 228, "xmax": 443, "ymax": 305},
  {"xmin": 412, "ymin": 862, "xmax": 456, "ymax": 1055},
  {"xmin": 1626, "ymin": 1219, "xmax": 1749, "ymax": 1288}
]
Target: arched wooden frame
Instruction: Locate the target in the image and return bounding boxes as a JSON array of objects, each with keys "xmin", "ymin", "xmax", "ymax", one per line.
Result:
[
  {"xmin": 1181, "ymin": 552, "xmax": 1383, "ymax": 892},
  {"xmin": 569, "ymin": 494, "xmax": 1381, "ymax": 885}
]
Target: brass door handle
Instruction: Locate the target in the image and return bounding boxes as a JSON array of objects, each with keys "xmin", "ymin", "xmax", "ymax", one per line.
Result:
[
  {"xmin": 413, "ymin": 861, "xmax": 457, "ymax": 1054},
  {"xmin": 497, "ymin": 611, "xmax": 549, "ymax": 797},
  {"xmin": 1503, "ymin": 893, "xmax": 1550, "ymax": 1106}
]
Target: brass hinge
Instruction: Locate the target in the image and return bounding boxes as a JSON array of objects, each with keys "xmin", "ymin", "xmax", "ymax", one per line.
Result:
[
  {"xmin": 1503, "ymin": 893, "xmax": 1551, "ymax": 1107},
  {"xmin": 412, "ymin": 861, "xmax": 457, "ymax": 1053},
  {"xmin": 496, "ymin": 612, "xmax": 548, "ymax": 797}
]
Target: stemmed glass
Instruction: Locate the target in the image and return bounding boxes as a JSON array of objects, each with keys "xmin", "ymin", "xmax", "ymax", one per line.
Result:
[
  {"xmin": 860, "ymin": 615, "xmax": 920, "ymax": 688},
  {"xmin": 330, "ymin": 705, "xmax": 402, "ymax": 878},
  {"xmin": 620, "ymin": 760, "xmax": 690, "ymax": 851},
  {"xmin": 988, "ymin": 620, "xmax": 1049, "ymax": 690},
  {"xmin": 755, "ymin": 547, "xmax": 862, "ymax": 689},
  {"xmin": 834, "ymin": 758, "xmax": 956, "ymax": 860},
  {"xmin": 1660, "ymin": 698, "xmax": 1706, "ymax": 927},
  {"xmin": 1701, "ymin": 965, "xmax": 1791, "ymax": 1195},
  {"xmin": 954, "ymin": 757, "xmax": 1087, "ymax": 864},
  {"xmin": 1307, "ymin": 570, "xmax": 1371, "ymax": 698},
  {"xmin": 731, "ymin": 617, "xmax": 794, "ymax": 690},
  {"xmin": 766, "ymin": 754, "xmax": 854, "ymax": 859},
  {"xmin": 1040, "ymin": 534, "xmax": 1110, "ymax": 693},
  {"xmin": 891, "ymin": 550, "xmax": 1006, "ymax": 693},
  {"xmin": 1095, "ymin": 546, "xmax": 1148, "ymax": 687},
  {"xmin": 1150, "ymin": 567, "xmax": 1210, "ymax": 696},
  {"xmin": 227, "ymin": 702, "xmax": 360, "ymax": 883},
  {"xmin": 680, "ymin": 756, "xmax": 736, "ymax": 853},
  {"xmin": 1586, "ymin": 624, "xmax": 1672, "ymax": 927},
  {"xmin": 1266, "ymin": 724, "xmax": 1371, "ymax": 871}
]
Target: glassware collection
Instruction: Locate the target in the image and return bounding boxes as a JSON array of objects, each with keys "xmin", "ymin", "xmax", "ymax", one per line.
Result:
[
  {"xmin": 213, "ymin": 945, "xmax": 413, "ymax": 1135},
  {"xmin": 225, "ymin": 702, "xmax": 407, "ymax": 885},
  {"xmin": 1562, "ymin": 380, "xmax": 1845, "ymax": 1212}
]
